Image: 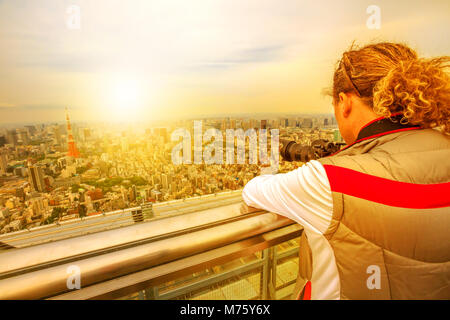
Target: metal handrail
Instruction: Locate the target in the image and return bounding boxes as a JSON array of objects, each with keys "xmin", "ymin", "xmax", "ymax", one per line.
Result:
[
  {"xmin": 0, "ymin": 202, "xmax": 301, "ymax": 300},
  {"xmin": 50, "ymin": 224, "xmax": 302, "ymax": 300},
  {"xmin": 0, "ymin": 203, "xmax": 249, "ymax": 276}
]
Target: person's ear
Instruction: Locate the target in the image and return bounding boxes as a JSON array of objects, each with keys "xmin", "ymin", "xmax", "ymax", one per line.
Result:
[{"xmin": 338, "ymin": 92, "xmax": 352, "ymax": 118}]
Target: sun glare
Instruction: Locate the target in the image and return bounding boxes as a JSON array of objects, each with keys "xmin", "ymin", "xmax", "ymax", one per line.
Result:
[
  {"xmin": 106, "ymin": 77, "xmax": 143, "ymax": 122},
  {"xmin": 114, "ymin": 80, "xmax": 138, "ymax": 105}
]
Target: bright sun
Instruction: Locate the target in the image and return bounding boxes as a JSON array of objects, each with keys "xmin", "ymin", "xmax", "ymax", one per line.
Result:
[
  {"xmin": 107, "ymin": 77, "xmax": 143, "ymax": 121},
  {"xmin": 114, "ymin": 80, "xmax": 138, "ymax": 106}
]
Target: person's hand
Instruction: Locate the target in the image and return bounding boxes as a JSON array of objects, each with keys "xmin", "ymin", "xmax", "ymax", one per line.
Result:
[{"xmin": 240, "ymin": 202, "xmax": 260, "ymax": 214}]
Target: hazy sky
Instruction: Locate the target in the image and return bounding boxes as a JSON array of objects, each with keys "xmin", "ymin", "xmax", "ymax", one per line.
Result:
[{"xmin": 0, "ymin": 0, "xmax": 449, "ymax": 123}]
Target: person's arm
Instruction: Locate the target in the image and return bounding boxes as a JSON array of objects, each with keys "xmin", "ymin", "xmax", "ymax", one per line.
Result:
[{"xmin": 242, "ymin": 160, "xmax": 333, "ymax": 234}]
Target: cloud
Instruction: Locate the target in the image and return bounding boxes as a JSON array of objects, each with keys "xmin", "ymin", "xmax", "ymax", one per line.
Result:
[
  {"xmin": 221, "ymin": 45, "xmax": 286, "ymax": 64},
  {"xmin": 0, "ymin": 0, "xmax": 449, "ymax": 122},
  {"xmin": 16, "ymin": 53, "xmax": 110, "ymax": 73},
  {"xmin": 186, "ymin": 45, "xmax": 286, "ymax": 71},
  {"xmin": 0, "ymin": 104, "xmax": 65, "ymax": 111},
  {"xmin": 0, "ymin": 103, "xmax": 16, "ymax": 109}
]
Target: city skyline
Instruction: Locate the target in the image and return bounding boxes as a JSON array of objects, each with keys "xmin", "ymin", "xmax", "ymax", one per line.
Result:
[
  {"xmin": 1, "ymin": 0, "xmax": 449, "ymax": 123},
  {"xmin": 0, "ymin": 111, "xmax": 338, "ymax": 235},
  {"xmin": 0, "ymin": 111, "xmax": 336, "ymax": 127}
]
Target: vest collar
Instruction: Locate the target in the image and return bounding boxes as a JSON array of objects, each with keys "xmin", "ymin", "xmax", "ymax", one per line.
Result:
[
  {"xmin": 331, "ymin": 113, "xmax": 422, "ymax": 156},
  {"xmin": 356, "ymin": 113, "xmax": 419, "ymax": 141}
]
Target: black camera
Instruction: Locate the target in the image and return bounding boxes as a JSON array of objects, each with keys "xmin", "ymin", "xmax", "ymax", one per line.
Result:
[{"xmin": 279, "ymin": 139, "xmax": 344, "ymax": 162}]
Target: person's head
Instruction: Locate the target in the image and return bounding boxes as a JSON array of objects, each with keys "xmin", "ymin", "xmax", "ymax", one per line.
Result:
[{"xmin": 330, "ymin": 42, "xmax": 450, "ymax": 144}]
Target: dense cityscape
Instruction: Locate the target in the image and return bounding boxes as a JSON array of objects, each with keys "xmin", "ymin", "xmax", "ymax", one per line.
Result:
[{"xmin": 0, "ymin": 111, "xmax": 342, "ymax": 235}]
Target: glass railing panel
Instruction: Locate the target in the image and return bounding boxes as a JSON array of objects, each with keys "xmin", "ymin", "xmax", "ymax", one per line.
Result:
[{"xmin": 121, "ymin": 237, "xmax": 300, "ymax": 300}]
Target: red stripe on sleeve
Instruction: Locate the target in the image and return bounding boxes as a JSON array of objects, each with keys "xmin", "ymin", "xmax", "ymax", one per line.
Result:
[{"xmin": 323, "ymin": 165, "xmax": 450, "ymax": 209}]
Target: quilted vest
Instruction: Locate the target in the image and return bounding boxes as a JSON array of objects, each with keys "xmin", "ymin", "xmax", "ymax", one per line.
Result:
[{"xmin": 292, "ymin": 119, "xmax": 450, "ymax": 300}]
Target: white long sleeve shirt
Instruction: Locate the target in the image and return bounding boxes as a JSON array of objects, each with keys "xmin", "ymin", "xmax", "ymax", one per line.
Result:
[{"xmin": 242, "ymin": 160, "xmax": 341, "ymax": 299}]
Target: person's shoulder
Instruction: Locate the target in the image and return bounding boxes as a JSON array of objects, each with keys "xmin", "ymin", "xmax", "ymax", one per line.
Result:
[{"xmin": 293, "ymin": 160, "xmax": 330, "ymax": 186}]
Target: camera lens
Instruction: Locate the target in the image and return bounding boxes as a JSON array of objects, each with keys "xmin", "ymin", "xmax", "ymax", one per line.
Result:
[{"xmin": 280, "ymin": 139, "xmax": 315, "ymax": 162}]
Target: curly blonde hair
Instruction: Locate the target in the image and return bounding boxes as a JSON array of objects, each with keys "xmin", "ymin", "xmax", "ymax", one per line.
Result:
[{"xmin": 332, "ymin": 42, "xmax": 450, "ymax": 134}]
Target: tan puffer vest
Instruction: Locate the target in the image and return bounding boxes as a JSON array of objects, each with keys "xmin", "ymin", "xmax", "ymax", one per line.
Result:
[{"xmin": 293, "ymin": 127, "xmax": 450, "ymax": 300}]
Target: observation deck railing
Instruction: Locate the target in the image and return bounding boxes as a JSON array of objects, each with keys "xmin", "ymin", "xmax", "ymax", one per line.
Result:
[{"xmin": 0, "ymin": 191, "xmax": 303, "ymax": 300}]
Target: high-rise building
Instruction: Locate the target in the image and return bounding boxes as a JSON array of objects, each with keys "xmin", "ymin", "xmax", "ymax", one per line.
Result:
[
  {"xmin": 161, "ymin": 173, "xmax": 172, "ymax": 190},
  {"xmin": 159, "ymin": 128, "xmax": 168, "ymax": 143},
  {"xmin": 271, "ymin": 119, "xmax": 280, "ymax": 128},
  {"xmin": 6, "ymin": 130, "xmax": 18, "ymax": 146},
  {"xmin": 130, "ymin": 185, "xmax": 137, "ymax": 202},
  {"xmin": 260, "ymin": 120, "xmax": 267, "ymax": 130},
  {"xmin": 288, "ymin": 119, "xmax": 296, "ymax": 128},
  {"xmin": 54, "ymin": 126, "xmax": 62, "ymax": 145},
  {"xmin": 83, "ymin": 128, "xmax": 91, "ymax": 141},
  {"xmin": 302, "ymin": 118, "xmax": 313, "ymax": 128},
  {"xmin": 333, "ymin": 129, "xmax": 343, "ymax": 143},
  {"xmin": 221, "ymin": 119, "xmax": 227, "ymax": 131},
  {"xmin": 18, "ymin": 129, "xmax": 30, "ymax": 145},
  {"xmin": 28, "ymin": 165, "xmax": 45, "ymax": 192},
  {"xmin": 13, "ymin": 167, "xmax": 26, "ymax": 177},
  {"xmin": 0, "ymin": 152, "xmax": 8, "ymax": 176},
  {"xmin": 30, "ymin": 197, "xmax": 45, "ymax": 216},
  {"xmin": 65, "ymin": 107, "xmax": 80, "ymax": 158},
  {"xmin": 121, "ymin": 136, "xmax": 129, "ymax": 152},
  {"xmin": 25, "ymin": 125, "xmax": 37, "ymax": 136}
]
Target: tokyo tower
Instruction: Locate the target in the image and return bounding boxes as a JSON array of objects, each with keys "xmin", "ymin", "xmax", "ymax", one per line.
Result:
[{"xmin": 65, "ymin": 107, "xmax": 80, "ymax": 158}]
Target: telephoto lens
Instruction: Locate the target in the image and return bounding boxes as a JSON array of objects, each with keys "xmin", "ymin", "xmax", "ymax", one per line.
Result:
[
  {"xmin": 279, "ymin": 139, "xmax": 316, "ymax": 162},
  {"xmin": 280, "ymin": 139, "xmax": 343, "ymax": 162}
]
